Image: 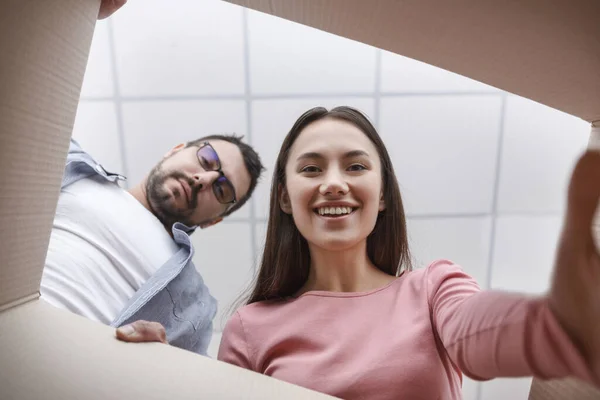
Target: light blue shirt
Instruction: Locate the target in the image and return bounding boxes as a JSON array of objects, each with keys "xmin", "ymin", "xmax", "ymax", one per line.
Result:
[{"xmin": 61, "ymin": 139, "xmax": 216, "ymax": 355}]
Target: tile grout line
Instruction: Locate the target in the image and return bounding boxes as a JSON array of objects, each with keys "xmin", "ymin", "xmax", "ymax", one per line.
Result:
[
  {"xmin": 485, "ymin": 93, "xmax": 508, "ymax": 289},
  {"xmin": 241, "ymin": 8, "xmax": 258, "ymax": 275},
  {"xmin": 242, "ymin": 209, "xmax": 562, "ymax": 225},
  {"xmin": 373, "ymin": 49, "xmax": 382, "ymax": 129},
  {"xmin": 106, "ymin": 19, "xmax": 129, "ymax": 188},
  {"xmin": 78, "ymin": 90, "xmax": 504, "ymax": 103},
  {"xmin": 476, "ymin": 92, "xmax": 508, "ymax": 400}
]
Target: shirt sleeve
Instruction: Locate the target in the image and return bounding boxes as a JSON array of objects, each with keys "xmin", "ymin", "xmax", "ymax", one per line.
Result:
[
  {"xmin": 217, "ymin": 311, "xmax": 254, "ymax": 371},
  {"xmin": 425, "ymin": 259, "xmax": 596, "ymax": 385}
]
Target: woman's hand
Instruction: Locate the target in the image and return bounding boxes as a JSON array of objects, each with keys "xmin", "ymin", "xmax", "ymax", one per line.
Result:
[
  {"xmin": 549, "ymin": 150, "xmax": 600, "ymax": 379},
  {"xmin": 116, "ymin": 320, "xmax": 168, "ymax": 344}
]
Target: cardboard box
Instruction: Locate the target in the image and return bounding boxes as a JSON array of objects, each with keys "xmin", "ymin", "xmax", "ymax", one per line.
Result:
[{"xmin": 1, "ymin": 0, "xmax": 598, "ymax": 399}]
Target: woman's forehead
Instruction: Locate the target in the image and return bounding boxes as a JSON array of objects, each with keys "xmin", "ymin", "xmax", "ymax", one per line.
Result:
[{"xmin": 290, "ymin": 119, "xmax": 377, "ymax": 157}]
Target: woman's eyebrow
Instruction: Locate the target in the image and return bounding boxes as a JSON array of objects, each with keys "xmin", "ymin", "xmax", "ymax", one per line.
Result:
[{"xmin": 296, "ymin": 150, "xmax": 369, "ymax": 162}]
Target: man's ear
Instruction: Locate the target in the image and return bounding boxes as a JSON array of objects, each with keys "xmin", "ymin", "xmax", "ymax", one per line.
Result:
[
  {"xmin": 379, "ymin": 191, "xmax": 386, "ymax": 212},
  {"xmin": 279, "ymin": 185, "xmax": 292, "ymax": 214},
  {"xmin": 199, "ymin": 217, "xmax": 222, "ymax": 230},
  {"xmin": 164, "ymin": 143, "xmax": 186, "ymax": 159}
]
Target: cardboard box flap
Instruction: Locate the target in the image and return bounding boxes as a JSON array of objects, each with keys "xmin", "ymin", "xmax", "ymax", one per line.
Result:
[
  {"xmin": 225, "ymin": 0, "xmax": 600, "ymax": 123},
  {"xmin": 0, "ymin": 300, "xmax": 334, "ymax": 399},
  {"xmin": 0, "ymin": 0, "xmax": 95, "ymax": 309}
]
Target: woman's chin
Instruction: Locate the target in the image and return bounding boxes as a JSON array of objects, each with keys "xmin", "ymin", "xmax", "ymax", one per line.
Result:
[{"xmin": 308, "ymin": 233, "xmax": 366, "ymax": 253}]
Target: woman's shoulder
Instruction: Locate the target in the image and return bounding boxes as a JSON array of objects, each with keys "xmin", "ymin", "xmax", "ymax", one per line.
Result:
[
  {"xmin": 404, "ymin": 259, "xmax": 462, "ymax": 278},
  {"xmin": 232, "ymin": 297, "xmax": 297, "ymax": 324},
  {"xmin": 401, "ymin": 259, "xmax": 476, "ymax": 287}
]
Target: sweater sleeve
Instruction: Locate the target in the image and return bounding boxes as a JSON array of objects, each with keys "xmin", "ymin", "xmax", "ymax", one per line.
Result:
[
  {"xmin": 426, "ymin": 259, "xmax": 596, "ymax": 385},
  {"xmin": 217, "ymin": 311, "xmax": 254, "ymax": 371}
]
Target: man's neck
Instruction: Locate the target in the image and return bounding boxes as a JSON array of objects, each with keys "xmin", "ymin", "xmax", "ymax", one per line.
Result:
[
  {"xmin": 128, "ymin": 181, "xmax": 173, "ymax": 237},
  {"xmin": 128, "ymin": 181, "xmax": 151, "ymax": 212}
]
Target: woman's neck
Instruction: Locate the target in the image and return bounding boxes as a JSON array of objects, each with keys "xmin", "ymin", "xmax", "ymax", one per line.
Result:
[{"xmin": 298, "ymin": 240, "xmax": 396, "ymax": 295}]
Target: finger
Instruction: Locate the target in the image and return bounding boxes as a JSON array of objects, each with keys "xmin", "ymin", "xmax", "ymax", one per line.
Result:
[
  {"xmin": 98, "ymin": 0, "xmax": 127, "ymax": 20},
  {"xmin": 116, "ymin": 320, "xmax": 168, "ymax": 344},
  {"xmin": 565, "ymin": 150, "xmax": 600, "ymax": 236}
]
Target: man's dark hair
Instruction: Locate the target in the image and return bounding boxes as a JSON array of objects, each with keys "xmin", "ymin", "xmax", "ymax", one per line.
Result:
[{"xmin": 186, "ymin": 134, "xmax": 265, "ymax": 218}]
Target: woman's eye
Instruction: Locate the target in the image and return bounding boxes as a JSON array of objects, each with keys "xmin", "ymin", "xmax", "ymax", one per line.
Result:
[
  {"xmin": 348, "ymin": 164, "xmax": 367, "ymax": 171},
  {"xmin": 301, "ymin": 165, "xmax": 321, "ymax": 173}
]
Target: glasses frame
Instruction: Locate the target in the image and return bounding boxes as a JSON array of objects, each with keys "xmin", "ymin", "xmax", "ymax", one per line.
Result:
[{"xmin": 196, "ymin": 142, "xmax": 237, "ymax": 207}]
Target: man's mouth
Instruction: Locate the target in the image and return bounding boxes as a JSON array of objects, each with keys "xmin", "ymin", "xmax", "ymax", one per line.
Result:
[
  {"xmin": 313, "ymin": 206, "xmax": 357, "ymax": 218},
  {"xmin": 178, "ymin": 179, "xmax": 192, "ymax": 206}
]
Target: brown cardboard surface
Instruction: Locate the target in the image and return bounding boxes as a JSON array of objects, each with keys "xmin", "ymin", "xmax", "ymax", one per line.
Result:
[
  {"xmin": 225, "ymin": 0, "xmax": 600, "ymax": 123},
  {"xmin": 0, "ymin": 300, "xmax": 335, "ymax": 399},
  {"xmin": 529, "ymin": 378, "xmax": 600, "ymax": 399},
  {"xmin": 0, "ymin": 0, "xmax": 97, "ymax": 309}
]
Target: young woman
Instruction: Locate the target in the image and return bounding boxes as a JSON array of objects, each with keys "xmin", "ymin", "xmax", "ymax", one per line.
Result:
[
  {"xmin": 215, "ymin": 106, "xmax": 600, "ymax": 399},
  {"xmin": 116, "ymin": 106, "xmax": 600, "ymax": 399}
]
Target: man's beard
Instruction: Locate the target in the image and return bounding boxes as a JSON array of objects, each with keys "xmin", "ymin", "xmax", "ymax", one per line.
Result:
[{"xmin": 145, "ymin": 161, "xmax": 199, "ymax": 229}]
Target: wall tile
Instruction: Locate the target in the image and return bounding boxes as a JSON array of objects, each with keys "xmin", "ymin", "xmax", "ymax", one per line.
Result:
[
  {"xmin": 112, "ymin": 0, "xmax": 245, "ymax": 96},
  {"xmin": 490, "ymin": 215, "xmax": 563, "ymax": 294},
  {"xmin": 251, "ymin": 98, "xmax": 375, "ymax": 218},
  {"xmin": 191, "ymin": 222, "xmax": 255, "ymax": 331},
  {"xmin": 81, "ymin": 21, "xmax": 114, "ymax": 98},
  {"xmin": 71, "ymin": 101, "xmax": 122, "ymax": 174},
  {"xmin": 380, "ymin": 95, "xmax": 503, "ymax": 215},
  {"xmin": 497, "ymin": 95, "xmax": 589, "ymax": 213},
  {"xmin": 462, "ymin": 377, "xmax": 479, "ymax": 400},
  {"xmin": 380, "ymin": 51, "xmax": 497, "ymax": 93},
  {"xmin": 247, "ymin": 10, "xmax": 376, "ymax": 94},
  {"xmin": 121, "ymin": 100, "xmax": 250, "ymax": 218},
  {"xmin": 480, "ymin": 377, "xmax": 532, "ymax": 400},
  {"xmin": 407, "ymin": 217, "xmax": 492, "ymax": 289},
  {"xmin": 207, "ymin": 331, "xmax": 222, "ymax": 359}
]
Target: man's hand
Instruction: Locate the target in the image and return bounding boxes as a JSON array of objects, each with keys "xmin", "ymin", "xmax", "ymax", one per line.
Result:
[
  {"xmin": 98, "ymin": 0, "xmax": 127, "ymax": 20},
  {"xmin": 549, "ymin": 150, "xmax": 600, "ymax": 380},
  {"xmin": 116, "ymin": 320, "xmax": 168, "ymax": 344}
]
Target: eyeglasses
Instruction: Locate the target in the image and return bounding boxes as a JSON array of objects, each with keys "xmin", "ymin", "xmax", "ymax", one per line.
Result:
[{"xmin": 197, "ymin": 142, "xmax": 237, "ymax": 206}]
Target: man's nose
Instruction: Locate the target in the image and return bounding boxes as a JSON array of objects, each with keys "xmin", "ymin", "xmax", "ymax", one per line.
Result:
[{"xmin": 192, "ymin": 170, "xmax": 219, "ymax": 190}]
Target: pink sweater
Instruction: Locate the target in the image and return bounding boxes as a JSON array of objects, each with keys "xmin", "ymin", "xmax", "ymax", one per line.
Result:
[{"xmin": 218, "ymin": 260, "xmax": 595, "ymax": 399}]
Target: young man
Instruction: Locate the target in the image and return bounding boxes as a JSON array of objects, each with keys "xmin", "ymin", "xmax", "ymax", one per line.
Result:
[{"xmin": 41, "ymin": 135, "xmax": 264, "ymax": 356}]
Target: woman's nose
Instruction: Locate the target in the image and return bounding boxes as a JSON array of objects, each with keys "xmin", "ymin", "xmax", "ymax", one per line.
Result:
[{"xmin": 319, "ymin": 171, "xmax": 349, "ymax": 196}]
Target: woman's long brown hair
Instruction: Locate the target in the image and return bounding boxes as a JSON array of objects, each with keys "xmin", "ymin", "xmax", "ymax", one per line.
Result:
[{"xmin": 243, "ymin": 106, "xmax": 412, "ymax": 305}]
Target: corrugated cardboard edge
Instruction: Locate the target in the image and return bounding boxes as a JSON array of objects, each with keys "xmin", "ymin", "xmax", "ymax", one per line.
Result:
[
  {"xmin": 225, "ymin": 0, "xmax": 600, "ymax": 123},
  {"xmin": 0, "ymin": 0, "xmax": 94, "ymax": 309}
]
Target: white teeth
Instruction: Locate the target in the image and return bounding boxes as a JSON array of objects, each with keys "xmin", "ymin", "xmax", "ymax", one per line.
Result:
[{"xmin": 317, "ymin": 206, "xmax": 354, "ymax": 215}]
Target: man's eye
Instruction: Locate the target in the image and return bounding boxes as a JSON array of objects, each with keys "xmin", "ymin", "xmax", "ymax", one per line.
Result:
[
  {"xmin": 348, "ymin": 164, "xmax": 366, "ymax": 171},
  {"xmin": 215, "ymin": 184, "xmax": 224, "ymax": 197},
  {"xmin": 301, "ymin": 166, "xmax": 321, "ymax": 173}
]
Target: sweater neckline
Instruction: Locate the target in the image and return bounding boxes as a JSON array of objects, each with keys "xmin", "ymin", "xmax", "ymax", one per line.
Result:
[{"xmin": 295, "ymin": 270, "xmax": 407, "ymax": 299}]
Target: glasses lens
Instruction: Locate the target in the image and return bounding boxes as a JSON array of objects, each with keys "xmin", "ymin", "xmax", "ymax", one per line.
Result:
[
  {"xmin": 214, "ymin": 176, "xmax": 236, "ymax": 204},
  {"xmin": 197, "ymin": 144, "xmax": 220, "ymax": 171}
]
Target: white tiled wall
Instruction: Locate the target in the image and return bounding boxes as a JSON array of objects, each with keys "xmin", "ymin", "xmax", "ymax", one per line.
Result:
[{"xmin": 74, "ymin": 1, "xmax": 592, "ymax": 399}]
